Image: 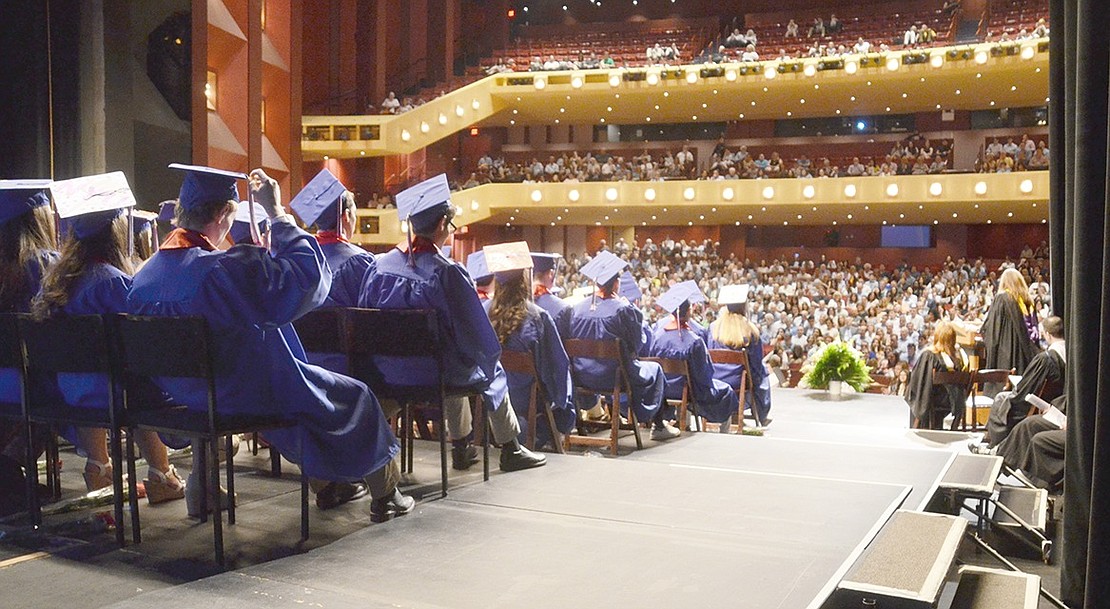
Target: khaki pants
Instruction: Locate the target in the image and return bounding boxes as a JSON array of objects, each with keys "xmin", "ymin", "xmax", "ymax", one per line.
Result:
[{"xmin": 443, "ymin": 394, "xmax": 520, "ymax": 445}]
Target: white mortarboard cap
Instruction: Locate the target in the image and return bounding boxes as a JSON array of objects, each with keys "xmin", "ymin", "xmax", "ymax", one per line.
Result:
[
  {"xmin": 578, "ymin": 251, "xmax": 628, "ymax": 286},
  {"xmin": 289, "ymin": 168, "xmax": 346, "ymax": 228},
  {"xmin": 718, "ymin": 284, "xmax": 750, "ymax": 306},
  {"xmin": 484, "ymin": 241, "xmax": 533, "ymax": 280},
  {"xmin": 51, "ymin": 172, "xmax": 137, "ymax": 239}
]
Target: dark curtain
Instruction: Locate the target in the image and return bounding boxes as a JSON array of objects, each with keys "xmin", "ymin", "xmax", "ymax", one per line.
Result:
[
  {"xmin": 1051, "ymin": 0, "xmax": 1110, "ymax": 606},
  {"xmin": 0, "ymin": 1, "xmax": 81, "ymax": 180}
]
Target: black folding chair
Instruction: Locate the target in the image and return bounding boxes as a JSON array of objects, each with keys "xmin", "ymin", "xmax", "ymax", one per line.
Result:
[
  {"xmin": 346, "ymin": 308, "xmax": 489, "ymax": 498},
  {"xmin": 17, "ymin": 314, "xmax": 130, "ymax": 546},
  {"xmin": 0, "ymin": 314, "xmax": 48, "ymax": 524},
  {"xmin": 114, "ymin": 315, "xmax": 307, "ymax": 568}
]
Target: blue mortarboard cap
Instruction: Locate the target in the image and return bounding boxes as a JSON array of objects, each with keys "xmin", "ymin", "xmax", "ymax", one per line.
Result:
[
  {"xmin": 157, "ymin": 200, "xmax": 177, "ymax": 223},
  {"xmin": 169, "ymin": 163, "xmax": 247, "ymax": 211},
  {"xmin": 530, "ymin": 252, "xmax": 562, "ymax": 273},
  {"xmin": 132, "ymin": 210, "xmax": 157, "ymax": 234},
  {"xmin": 51, "ymin": 172, "xmax": 137, "ymax": 239},
  {"xmin": 396, "ymin": 173, "xmax": 452, "ymax": 222},
  {"xmin": 228, "ymin": 202, "xmax": 269, "ymax": 245},
  {"xmin": 656, "ymin": 280, "xmax": 706, "ymax": 313},
  {"xmin": 289, "ymin": 168, "xmax": 346, "ymax": 229},
  {"xmin": 0, "ymin": 180, "xmax": 52, "ymax": 225},
  {"xmin": 467, "ymin": 250, "xmax": 492, "ymax": 283},
  {"xmin": 618, "ymin": 271, "xmax": 642, "ymax": 302},
  {"xmin": 578, "ymin": 251, "xmax": 628, "ymax": 286},
  {"xmin": 484, "ymin": 241, "xmax": 533, "ymax": 281}
]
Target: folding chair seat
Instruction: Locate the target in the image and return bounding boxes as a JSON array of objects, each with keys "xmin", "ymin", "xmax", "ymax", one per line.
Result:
[
  {"xmin": 641, "ymin": 356, "xmax": 691, "ymax": 432},
  {"xmin": 18, "ymin": 314, "xmax": 129, "ymax": 546},
  {"xmin": 563, "ymin": 338, "xmax": 643, "ymax": 456},
  {"xmin": 114, "ymin": 315, "xmax": 307, "ymax": 568},
  {"xmin": 499, "ymin": 349, "xmax": 564, "ymax": 453},
  {"xmin": 345, "ymin": 308, "xmax": 489, "ymax": 498}
]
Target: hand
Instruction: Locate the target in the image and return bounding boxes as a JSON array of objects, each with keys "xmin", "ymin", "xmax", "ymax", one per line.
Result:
[{"xmin": 249, "ymin": 169, "xmax": 282, "ymax": 218}]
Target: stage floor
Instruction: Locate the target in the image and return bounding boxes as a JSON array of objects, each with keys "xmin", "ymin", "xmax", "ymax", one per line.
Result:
[{"xmin": 0, "ymin": 388, "xmax": 1060, "ymax": 609}]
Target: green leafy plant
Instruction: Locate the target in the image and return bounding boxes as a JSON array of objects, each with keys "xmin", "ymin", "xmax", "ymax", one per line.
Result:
[{"xmin": 802, "ymin": 341, "xmax": 872, "ymax": 393}]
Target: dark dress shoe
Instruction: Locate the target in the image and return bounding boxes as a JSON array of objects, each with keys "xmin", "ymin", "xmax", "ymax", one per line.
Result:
[
  {"xmin": 316, "ymin": 481, "xmax": 368, "ymax": 510},
  {"xmin": 370, "ymin": 489, "xmax": 416, "ymax": 523},
  {"xmin": 499, "ymin": 443, "xmax": 547, "ymax": 472},
  {"xmin": 451, "ymin": 445, "xmax": 479, "ymax": 470}
]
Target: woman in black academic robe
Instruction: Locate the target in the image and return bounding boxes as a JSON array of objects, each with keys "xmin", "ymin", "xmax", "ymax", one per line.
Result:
[
  {"xmin": 905, "ymin": 321, "xmax": 969, "ymax": 430},
  {"xmin": 981, "ymin": 268, "xmax": 1041, "ymax": 395}
]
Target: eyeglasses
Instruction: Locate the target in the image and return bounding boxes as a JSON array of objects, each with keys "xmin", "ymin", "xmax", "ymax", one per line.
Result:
[{"xmin": 448, "ymin": 220, "xmax": 458, "ymax": 232}]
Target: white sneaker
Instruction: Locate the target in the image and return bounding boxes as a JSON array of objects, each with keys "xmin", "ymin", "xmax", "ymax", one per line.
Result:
[{"xmin": 650, "ymin": 423, "xmax": 681, "ymax": 441}]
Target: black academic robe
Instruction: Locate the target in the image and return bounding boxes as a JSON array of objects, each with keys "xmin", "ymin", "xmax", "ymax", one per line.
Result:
[
  {"xmin": 905, "ymin": 349, "xmax": 968, "ymax": 430},
  {"xmin": 981, "ymin": 292, "xmax": 1041, "ymax": 395},
  {"xmin": 986, "ymin": 348, "xmax": 1065, "ymax": 446},
  {"xmin": 996, "ymin": 395, "xmax": 1066, "ymax": 491}
]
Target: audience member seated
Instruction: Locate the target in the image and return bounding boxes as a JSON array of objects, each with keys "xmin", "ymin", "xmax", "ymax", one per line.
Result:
[{"xmin": 380, "ymin": 92, "xmax": 400, "ymax": 115}]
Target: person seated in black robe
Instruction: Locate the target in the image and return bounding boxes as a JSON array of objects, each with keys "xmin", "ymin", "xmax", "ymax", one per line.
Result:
[
  {"xmin": 987, "ymin": 395, "xmax": 1066, "ymax": 493},
  {"xmin": 905, "ymin": 321, "xmax": 969, "ymax": 429},
  {"xmin": 986, "ymin": 315, "xmax": 1065, "ymax": 447}
]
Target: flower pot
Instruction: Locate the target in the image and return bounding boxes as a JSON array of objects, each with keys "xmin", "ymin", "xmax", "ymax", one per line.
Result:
[{"xmin": 828, "ymin": 380, "xmax": 844, "ymax": 399}]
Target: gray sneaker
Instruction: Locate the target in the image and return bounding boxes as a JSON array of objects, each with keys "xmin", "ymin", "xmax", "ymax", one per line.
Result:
[{"xmin": 650, "ymin": 423, "xmax": 681, "ymax": 441}]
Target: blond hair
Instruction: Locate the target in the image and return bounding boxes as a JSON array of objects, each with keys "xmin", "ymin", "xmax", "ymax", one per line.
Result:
[
  {"xmin": 710, "ymin": 306, "xmax": 760, "ymax": 349},
  {"xmin": 998, "ymin": 267, "xmax": 1032, "ymax": 308},
  {"xmin": 930, "ymin": 320, "xmax": 959, "ymax": 362}
]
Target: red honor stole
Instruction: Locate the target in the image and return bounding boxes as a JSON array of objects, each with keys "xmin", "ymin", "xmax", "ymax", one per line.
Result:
[
  {"xmin": 160, "ymin": 228, "xmax": 218, "ymax": 252},
  {"xmin": 315, "ymin": 230, "xmax": 348, "ymax": 246}
]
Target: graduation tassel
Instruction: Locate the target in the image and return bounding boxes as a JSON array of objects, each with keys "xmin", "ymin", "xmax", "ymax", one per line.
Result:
[{"xmin": 127, "ymin": 207, "xmax": 134, "ymax": 259}]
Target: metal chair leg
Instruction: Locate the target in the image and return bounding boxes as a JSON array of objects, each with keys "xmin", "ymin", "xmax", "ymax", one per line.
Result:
[
  {"xmin": 225, "ymin": 435, "xmax": 236, "ymax": 525},
  {"xmin": 126, "ymin": 429, "xmax": 141, "ymax": 544}
]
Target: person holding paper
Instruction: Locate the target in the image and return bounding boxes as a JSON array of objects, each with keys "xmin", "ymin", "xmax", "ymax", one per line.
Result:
[
  {"xmin": 129, "ymin": 165, "xmax": 412, "ymax": 519},
  {"xmin": 988, "ymin": 394, "xmax": 1067, "ymax": 492},
  {"xmin": 985, "ymin": 315, "xmax": 1065, "ymax": 447},
  {"xmin": 484, "ymin": 242, "xmax": 575, "ymax": 449},
  {"xmin": 34, "ymin": 173, "xmax": 184, "ymax": 503},
  {"xmin": 357, "ymin": 174, "xmax": 546, "ymax": 473},
  {"xmin": 649, "ymin": 281, "xmax": 739, "ymax": 432}
]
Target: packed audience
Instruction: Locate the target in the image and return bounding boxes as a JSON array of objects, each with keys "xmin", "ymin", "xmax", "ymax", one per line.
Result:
[
  {"xmin": 977, "ymin": 135, "xmax": 1050, "ymax": 173},
  {"xmin": 551, "ymin": 239, "xmax": 1051, "ymax": 393},
  {"xmin": 459, "ymin": 136, "xmax": 958, "ymax": 187}
]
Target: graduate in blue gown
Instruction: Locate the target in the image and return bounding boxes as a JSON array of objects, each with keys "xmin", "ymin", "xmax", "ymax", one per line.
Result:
[
  {"xmin": 467, "ymin": 250, "xmax": 494, "ymax": 312},
  {"xmin": 531, "ymin": 252, "xmax": 569, "ymax": 321},
  {"xmin": 128, "ymin": 165, "xmax": 412, "ymax": 518},
  {"xmin": 705, "ymin": 284, "xmax": 772, "ymax": 426},
  {"xmin": 484, "ymin": 242, "xmax": 575, "ymax": 450},
  {"xmin": 33, "ymin": 173, "xmax": 185, "ymax": 501},
  {"xmin": 619, "ymin": 271, "xmax": 655, "ymax": 357},
  {"xmin": 556, "ymin": 251, "xmax": 676, "ymax": 439},
  {"xmin": 0, "ymin": 180, "xmax": 59, "ymax": 514},
  {"xmin": 289, "ymin": 169, "xmax": 374, "ymax": 310},
  {"xmin": 357, "ymin": 174, "xmax": 546, "ymax": 472},
  {"xmin": 649, "ymin": 281, "xmax": 739, "ymax": 431}
]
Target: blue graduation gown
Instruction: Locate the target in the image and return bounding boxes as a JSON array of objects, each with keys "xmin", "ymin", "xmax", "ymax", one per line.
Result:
[
  {"xmin": 55, "ymin": 264, "xmax": 130, "ymax": 411},
  {"xmin": 128, "ymin": 222, "xmax": 397, "ymax": 481},
  {"xmin": 557, "ymin": 295, "xmax": 664, "ymax": 422},
  {"xmin": 705, "ymin": 327, "xmax": 772, "ymax": 422},
  {"xmin": 650, "ymin": 323, "xmax": 738, "ymax": 424},
  {"xmin": 500, "ymin": 305, "xmax": 576, "ymax": 447},
  {"xmin": 535, "ymin": 291, "xmax": 569, "ymax": 322},
  {"xmin": 1, "ymin": 250, "xmax": 57, "ymax": 405},
  {"xmin": 357, "ymin": 245, "xmax": 508, "ymax": 412}
]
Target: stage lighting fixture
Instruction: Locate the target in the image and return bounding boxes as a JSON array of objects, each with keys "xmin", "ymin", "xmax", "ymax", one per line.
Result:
[
  {"xmin": 803, "ymin": 185, "xmax": 815, "ymax": 199},
  {"xmin": 644, "ymin": 188, "xmax": 656, "ymax": 201},
  {"xmin": 471, "ymin": 200, "xmax": 479, "ymax": 211},
  {"xmin": 762, "ymin": 186, "xmax": 774, "ymax": 200},
  {"xmin": 886, "ymin": 56, "xmax": 900, "ymax": 71},
  {"xmin": 1020, "ymin": 179, "xmax": 1034, "ymax": 193},
  {"xmin": 764, "ymin": 64, "xmax": 777, "ymax": 79},
  {"xmin": 401, "ymin": 129, "xmax": 411, "ymax": 141},
  {"xmin": 686, "ymin": 70, "xmax": 698, "ymax": 84},
  {"xmin": 571, "ymin": 74, "xmax": 584, "ymax": 88},
  {"xmin": 929, "ymin": 182, "xmax": 943, "ymax": 196},
  {"xmin": 975, "ymin": 181, "xmax": 988, "ymax": 195},
  {"xmin": 844, "ymin": 59, "xmax": 858, "ymax": 74},
  {"xmin": 534, "ymin": 76, "xmax": 546, "ymax": 90},
  {"xmin": 803, "ymin": 63, "xmax": 817, "ymax": 77},
  {"xmin": 568, "ymin": 189, "xmax": 580, "ymax": 202},
  {"xmin": 974, "ymin": 48, "xmax": 989, "ymax": 64},
  {"xmin": 725, "ymin": 69, "xmax": 737, "ymax": 81},
  {"xmin": 531, "ymin": 189, "xmax": 543, "ymax": 202},
  {"xmin": 844, "ymin": 184, "xmax": 857, "ymax": 198},
  {"xmin": 683, "ymin": 187, "xmax": 696, "ymax": 200},
  {"xmin": 646, "ymin": 71, "xmax": 660, "ymax": 85},
  {"xmin": 930, "ymin": 53, "xmax": 944, "ymax": 68},
  {"xmin": 472, "ymin": 99, "xmax": 481, "ymax": 110},
  {"xmin": 606, "ymin": 187, "xmax": 618, "ymax": 201},
  {"xmin": 1021, "ymin": 44, "xmax": 1036, "ymax": 60},
  {"xmin": 609, "ymin": 72, "xmax": 621, "ymax": 87},
  {"xmin": 855, "ymin": 120, "xmax": 867, "ymax": 132},
  {"xmin": 438, "ymin": 113, "xmax": 447, "ymax": 125},
  {"xmin": 886, "ymin": 184, "xmax": 899, "ymax": 197},
  {"xmin": 722, "ymin": 187, "xmax": 734, "ymax": 201},
  {"xmin": 420, "ymin": 121, "xmax": 430, "ymax": 133}
]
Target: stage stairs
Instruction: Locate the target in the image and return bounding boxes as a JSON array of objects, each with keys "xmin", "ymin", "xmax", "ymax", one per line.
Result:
[{"xmin": 822, "ymin": 450, "xmax": 1065, "ymax": 609}]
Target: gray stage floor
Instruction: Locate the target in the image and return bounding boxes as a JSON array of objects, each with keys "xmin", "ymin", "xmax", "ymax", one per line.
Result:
[{"xmin": 0, "ymin": 388, "xmax": 1061, "ymax": 608}]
